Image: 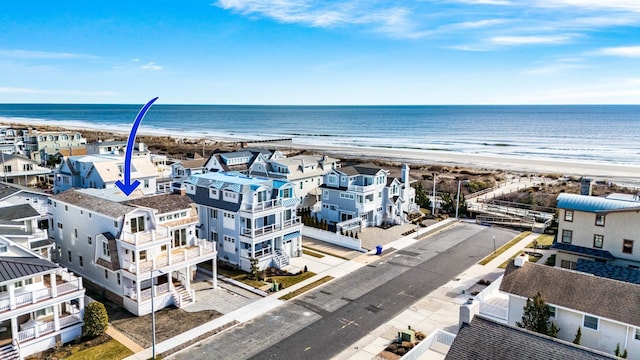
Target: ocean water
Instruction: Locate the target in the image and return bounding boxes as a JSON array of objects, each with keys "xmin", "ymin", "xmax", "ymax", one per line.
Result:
[{"xmin": 0, "ymin": 104, "xmax": 639, "ymax": 165}]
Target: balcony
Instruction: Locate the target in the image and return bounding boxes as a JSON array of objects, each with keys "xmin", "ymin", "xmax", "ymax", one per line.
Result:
[
  {"xmin": 0, "ymin": 274, "xmax": 83, "ymax": 312},
  {"xmin": 349, "ymin": 184, "xmax": 377, "ymax": 193},
  {"xmin": 240, "ymin": 199, "xmax": 283, "ymax": 213},
  {"xmin": 121, "ymin": 239, "xmax": 216, "ymax": 275},
  {"xmin": 16, "ymin": 313, "xmax": 82, "ymax": 343},
  {"xmin": 121, "ymin": 225, "xmax": 170, "ymax": 245},
  {"xmin": 240, "ymin": 217, "xmax": 302, "ymax": 240}
]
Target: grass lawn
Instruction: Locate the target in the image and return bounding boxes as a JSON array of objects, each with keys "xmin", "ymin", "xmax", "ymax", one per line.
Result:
[
  {"xmin": 478, "ymin": 231, "xmax": 531, "ymax": 266},
  {"xmin": 65, "ymin": 339, "xmax": 132, "ymax": 360},
  {"xmin": 302, "ymin": 245, "xmax": 350, "ymax": 260},
  {"xmin": 279, "ymin": 276, "xmax": 334, "ymax": 300},
  {"xmin": 527, "ymin": 234, "xmax": 554, "ymax": 248},
  {"xmin": 269, "ymin": 271, "xmax": 316, "ymax": 288},
  {"xmin": 303, "ymin": 249, "xmax": 325, "ymax": 258}
]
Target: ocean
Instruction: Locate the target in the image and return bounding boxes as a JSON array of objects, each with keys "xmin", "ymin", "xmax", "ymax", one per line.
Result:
[{"xmin": 0, "ymin": 104, "xmax": 639, "ymax": 166}]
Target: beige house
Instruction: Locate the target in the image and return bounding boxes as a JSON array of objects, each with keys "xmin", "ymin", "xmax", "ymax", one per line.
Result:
[
  {"xmin": 0, "ymin": 153, "xmax": 51, "ymax": 187},
  {"xmin": 554, "ymin": 193, "xmax": 640, "ymax": 271}
]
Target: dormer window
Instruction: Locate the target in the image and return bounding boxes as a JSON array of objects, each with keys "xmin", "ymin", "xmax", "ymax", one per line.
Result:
[
  {"xmin": 209, "ymin": 188, "xmax": 219, "ymax": 199},
  {"xmin": 223, "ymin": 191, "xmax": 238, "ymax": 203},
  {"xmin": 328, "ymin": 175, "xmax": 338, "ymax": 186}
]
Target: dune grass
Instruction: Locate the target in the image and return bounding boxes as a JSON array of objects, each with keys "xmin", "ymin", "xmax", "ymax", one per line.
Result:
[
  {"xmin": 279, "ymin": 276, "xmax": 334, "ymax": 300},
  {"xmin": 478, "ymin": 231, "xmax": 531, "ymax": 266}
]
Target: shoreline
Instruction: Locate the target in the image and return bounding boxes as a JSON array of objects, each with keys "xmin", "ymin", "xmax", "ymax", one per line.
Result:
[{"xmin": 3, "ymin": 118, "xmax": 640, "ymax": 187}]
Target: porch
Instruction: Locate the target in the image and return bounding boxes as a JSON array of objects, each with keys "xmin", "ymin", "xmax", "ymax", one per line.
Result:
[
  {"xmin": 121, "ymin": 239, "xmax": 216, "ymax": 275},
  {"xmin": 0, "ymin": 272, "xmax": 83, "ymax": 312}
]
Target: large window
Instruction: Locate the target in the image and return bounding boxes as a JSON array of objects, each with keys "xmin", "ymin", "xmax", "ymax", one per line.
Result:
[
  {"xmin": 561, "ymin": 229, "xmax": 573, "ymax": 244},
  {"xmin": 564, "ymin": 210, "xmax": 573, "ymax": 222},
  {"xmin": 173, "ymin": 228, "xmax": 187, "ymax": 247},
  {"xmin": 595, "ymin": 214, "xmax": 605, "ymax": 227},
  {"xmin": 623, "ymin": 239, "xmax": 634, "ymax": 254},
  {"xmin": 560, "ymin": 260, "xmax": 576, "ymax": 270},
  {"xmin": 583, "ymin": 315, "xmax": 599, "ymax": 330},
  {"xmin": 102, "ymin": 242, "xmax": 110, "ymax": 257},
  {"xmin": 593, "ymin": 234, "xmax": 604, "ymax": 249},
  {"xmin": 130, "ymin": 216, "xmax": 145, "ymax": 233}
]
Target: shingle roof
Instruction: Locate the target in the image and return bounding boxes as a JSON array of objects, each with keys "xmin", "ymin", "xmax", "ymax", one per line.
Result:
[
  {"xmin": 187, "ymin": 186, "xmax": 242, "ymax": 212},
  {"xmin": 0, "ymin": 204, "xmax": 40, "ymax": 221},
  {"xmin": 0, "ymin": 184, "xmax": 21, "ymax": 200},
  {"xmin": 0, "ymin": 257, "xmax": 58, "ymax": 282},
  {"xmin": 556, "ymin": 193, "xmax": 640, "ymax": 213},
  {"xmin": 576, "ymin": 259, "xmax": 640, "ymax": 285},
  {"xmin": 337, "ymin": 163, "xmax": 383, "ymax": 177},
  {"xmin": 123, "ymin": 193, "xmax": 195, "ymax": 214},
  {"xmin": 51, "ymin": 189, "xmax": 134, "ymax": 218},
  {"xmin": 551, "ymin": 242, "xmax": 615, "ymax": 260},
  {"xmin": 500, "ymin": 261, "xmax": 640, "ymax": 327},
  {"xmin": 445, "ymin": 316, "xmax": 616, "ymax": 360}
]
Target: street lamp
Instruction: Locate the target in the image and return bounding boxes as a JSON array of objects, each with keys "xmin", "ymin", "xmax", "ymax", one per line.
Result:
[
  {"xmin": 151, "ymin": 269, "xmax": 164, "ymax": 360},
  {"xmin": 493, "ymin": 235, "xmax": 496, "ymax": 254},
  {"xmin": 455, "ymin": 179, "xmax": 470, "ymax": 219},
  {"xmin": 432, "ymin": 173, "xmax": 437, "ymax": 216}
]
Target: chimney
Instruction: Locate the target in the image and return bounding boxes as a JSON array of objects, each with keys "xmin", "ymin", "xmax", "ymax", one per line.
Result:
[
  {"xmin": 139, "ymin": 142, "xmax": 145, "ymax": 152},
  {"xmin": 514, "ymin": 252, "xmax": 528, "ymax": 267},
  {"xmin": 459, "ymin": 298, "xmax": 479, "ymax": 328},
  {"xmin": 401, "ymin": 163, "xmax": 410, "ymax": 184}
]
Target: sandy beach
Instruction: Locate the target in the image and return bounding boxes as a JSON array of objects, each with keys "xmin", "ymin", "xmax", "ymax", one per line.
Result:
[{"xmin": 3, "ymin": 118, "xmax": 640, "ymax": 187}]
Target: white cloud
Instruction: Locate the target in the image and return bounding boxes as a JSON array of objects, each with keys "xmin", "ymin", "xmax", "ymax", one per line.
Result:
[
  {"xmin": 0, "ymin": 86, "xmax": 40, "ymax": 94},
  {"xmin": 0, "ymin": 86, "xmax": 118, "ymax": 97},
  {"xmin": 533, "ymin": 0, "xmax": 640, "ymax": 12},
  {"xmin": 0, "ymin": 49, "xmax": 97, "ymax": 59},
  {"xmin": 131, "ymin": 58, "xmax": 140, "ymax": 62},
  {"xmin": 142, "ymin": 62, "xmax": 163, "ymax": 70},
  {"xmin": 490, "ymin": 34, "xmax": 574, "ymax": 45},
  {"xmin": 593, "ymin": 45, "xmax": 640, "ymax": 57}
]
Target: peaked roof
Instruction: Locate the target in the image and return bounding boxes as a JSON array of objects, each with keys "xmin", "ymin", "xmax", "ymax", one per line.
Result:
[
  {"xmin": 446, "ymin": 316, "xmax": 616, "ymax": 360},
  {"xmin": 337, "ymin": 163, "xmax": 384, "ymax": 176},
  {"xmin": 500, "ymin": 261, "xmax": 640, "ymax": 327},
  {"xmin": 123, "ymin": 193, "xmax": 195, "ymax": 214},
  {"xmin": 556, "ymin": 193, "xmax": 640, "ymax": 213},
  {"xmin": 0, "ymin": 256, "xmax": 59, "ymax": 282},
  {"xmin": 575, "ymin": 259, "xmax": 640, "ymax": 285},
  {"xmin": 0, "ymin": 204, "xmax": 40, "ymax": 221}
]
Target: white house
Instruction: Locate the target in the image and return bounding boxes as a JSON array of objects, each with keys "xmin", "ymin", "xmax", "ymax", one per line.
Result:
[
  {"xmin": 49, "ymin": 189, "xmax": 217, "ymax": 316},
  {"xmin": 319, "ymin": 163, "xmax": 416, "ymax": 230},
  {"xmin": 183, "ymin": 171, "xmax": 303, "ymax": 272},
  {"xmin": 53, "ymin": 154, "xmax": 158, "ymax": 196},
  {"xmin": 249, "ymin": 154, "xmax": 340, "ymax": 208},
  {"xmin": 474, "ymin": 255, "xmax": 640, "ymax": 357},
  {"xmin": 0, "ymin": 237, "xmax": 85, "ymax": 359}
]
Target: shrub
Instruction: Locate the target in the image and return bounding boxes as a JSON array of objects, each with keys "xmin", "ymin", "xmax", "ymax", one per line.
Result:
[{"xmin": 84, "ymin": 301, "xmax": 109, "ymax": 338}]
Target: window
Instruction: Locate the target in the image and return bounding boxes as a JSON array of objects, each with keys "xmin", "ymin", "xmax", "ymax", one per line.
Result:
[
  {"xmin": 210, "ymin": 209, "xmax": 218, "ymax": 219},
  {"xmin": 561, "ymin": 229, "xmax": 573, "ymax": 244},
  {"xmin": 88, "ymin": 236, "xmax": 92, "ymax": 245},
  {"xmin": 104, "ymin": 270, "xmax": 109, "ymax": 279},
  {"xmin": 117, "ymin": 273, "xmax": 121, "ymax": 285},
  {"xmin": 323, "ymin": 190, "xmax": 329, "ymax": 200},
  {"xmin": 593, "ymin": 234, "xmax": 604, "ymax": 249},
  {"xmin": 583, "ymin": 315, "xmax": 599, "ymax": 330},
  {"xmin": 79, "ymin": 256, "xmax": 84, "ymax": 267},
  {"xmin": 560, "ymin": 260, "xmax": 577, "ymax": 270},
  {"xmin": 564, "ymin": 210, "xmax": 573, "ymax": 222},
  {"xmin": 173, "ymin": 228, "xmax": 187, "ymax": 247},
  {"xmin": 300, "ymin": 182, "xmax": 303, "ymax": 189},
  {"xmin": 623, "ymin": 239, "xmax": 634, "ymax": 254},
  {"xmin": 57, "ymin": 222, "xmax": 63, "ymax": 229},
  {"xmin": 161, "ymin": 244, "xmax": 167, "ymax": 252},
  {"xmin": 102, "ymin": 242, "xmax": 110, "ymax": 257},
  {"xmin": 548, "ymin": 306, "xmax": 556, "ymax": 318},
  {"xmin": 0, "ymin": 245, "xmax": 7, "ymax": 253},
  {"xmin": 68, "ymin": 250, "xmax": 72, "ymax": 262},
  {"xmin": 595, "ymin": 214, "xmax": 605, "ymax": 227},
  {"xmin": 114, "ymin": 220, "xmax": 118, "ymax": 228},
  {"xmin": 3, "ymin": 165, "xmax": 11, "ymax": 173},
  {"xmin": 635, "ymin": 329, "xmax": 640, "ymax": 340},
  {"xmin": 130, "ymin": 216, "xmax": 145, "ymax": 233},
  {"xmin": 209, "ymin": 189, "xmax": 219, "ymax": 199},
  {"xmin": 74, "ymin": 228, "xmax": 78, "ymax": 238},
  {"xmin": 65, "ymin": 205, "xmax": 69, "ymax": 211},
  {"xmin": 0, "ymin": 285, "xmax": 6, "ymax": 293},
  {"xmin": 14, "ymin": 280, "xmax": 23, "ymax": 288},
  {"xmin": 23, "ymin": 163, "xmax": 33, "ymax": 171},
  {"xmin": 328, "ymin": 174, "xmax": 338, "ymax": 185},
  {"xmin": 140, "ymin": 250, "xmax": 147, "ymax": 261},
  {"xmin": 25, "ymin": 278, "xmax": 33, "ymax": 285}
]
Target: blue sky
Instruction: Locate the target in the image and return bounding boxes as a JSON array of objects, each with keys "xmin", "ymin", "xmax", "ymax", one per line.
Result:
[{"xmin": 1, "ymin": 1, "xmax": 640, "ymax": 105}]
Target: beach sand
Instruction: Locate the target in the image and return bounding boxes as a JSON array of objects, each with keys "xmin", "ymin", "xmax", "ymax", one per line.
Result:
[{"xmin": 3, "ymin": 119, "xmax": 639, "ymax": 186}]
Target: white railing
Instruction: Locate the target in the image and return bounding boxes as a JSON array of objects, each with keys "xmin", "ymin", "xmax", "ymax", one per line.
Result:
[
  {"xmin": 0, "ymin": 298, "xmax": 9, "ymax": 311},
  {"xmin": 140, "ymin": 288, "xmax": 151, "ymax": 301},
  {"xmin": 401, "ymin": 329, "xmax": 456, "ymax": 360},
  {"xmin": 56, "ymin": 279, "xmax": 82, "ymax": 295},
  {"xmin": 241, "ymin": 199, "xmax": 283, "ymax": 213},
  {"xmin": 473, "ymin": 277, "xmax": 502, "ymax": 303},
  {"xmin": 17, "ymin": 328, "xmax": 35, "ymax": 342},
  {"xmin": 59, "ymin": 314, "xmax": 82, "ymax": 328},
  {"xmin": 121, "ymin": 225, "xmax": 170, "ymax": 245},
  {"xmin": 282, "ymin": 217, "xmax": 301, "ymax": 229},
  {"xmin": 156, "ymin": 283, "xmax": 169, "ymax": 295},
  {"xmin": 479, "ymin": 302, "xmax": 508, "ymax": 321}
]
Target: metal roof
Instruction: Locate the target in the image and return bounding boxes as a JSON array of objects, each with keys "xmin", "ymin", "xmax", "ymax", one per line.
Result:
[
  {"xmin": 0, "ymin": 257, "xmax": 59, "ymax": 282},
  {"xmin": 556, "ymin": 193, "xmax": 640, "ymax": 213}
]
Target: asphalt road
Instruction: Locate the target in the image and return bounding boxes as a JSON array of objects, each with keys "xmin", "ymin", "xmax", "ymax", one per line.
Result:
[{"xmin": 171, "ymin": 223, "xmax": 518, "ymax": 360}]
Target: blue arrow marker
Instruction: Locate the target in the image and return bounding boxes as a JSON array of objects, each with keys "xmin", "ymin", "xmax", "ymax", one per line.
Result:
[{"xmin": 115, "ymin": 97, "xmax": 158, "ymax": 196}]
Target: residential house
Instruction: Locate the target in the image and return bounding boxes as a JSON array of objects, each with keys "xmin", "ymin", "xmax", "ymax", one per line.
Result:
[
  {"xmin": 53, "ymin": 154, "xmax": 158, "ymax": 196},
  {"xmin": 204, "ymin": 149, "xmax": 274, "ymax": 174},
  {"xmin": 0, "ymin": 153, "xmax": 51, "ymax": 187},
  {"xmin": 0, "ymin": 204, "xmax": 53, "ymax": 260},
  {"xmin": 23, "ymin": 131, "xmax": 87, "ymax": 165},
  {"xmin": 474, "ymin": 255, "xmax": 640, "ymax": 356},
  {"xmin": 49, "ymin": 189, "xmax": 217, "ymax": 316},
  {"xmin": 183, "ymin": 172, "xmax": 302, "ymax": 272},
  {"xmin": 0, "ymin": 182, "xmax": 50, "ymax": 218},
  {"xmin": 0, "ymin": 127, "xmax": 28, "ymax": 155},
  {"xmin": 249, "ymin": 154, "xmax": 340, "ymax": 208},
  {"xmin": 554, "ymin": 193, "xmax": 640, "ymax": 271},
  {"xmin": 445, "ymin": 315, "xmax": 616, "ymax": 359},
  {"xmin": 0, "ymin": 237, "xmax": 85, "ymax": 359},
  {"xmin": 319, "ymin": 163, "xmax": 416, "ymax": 230}
]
